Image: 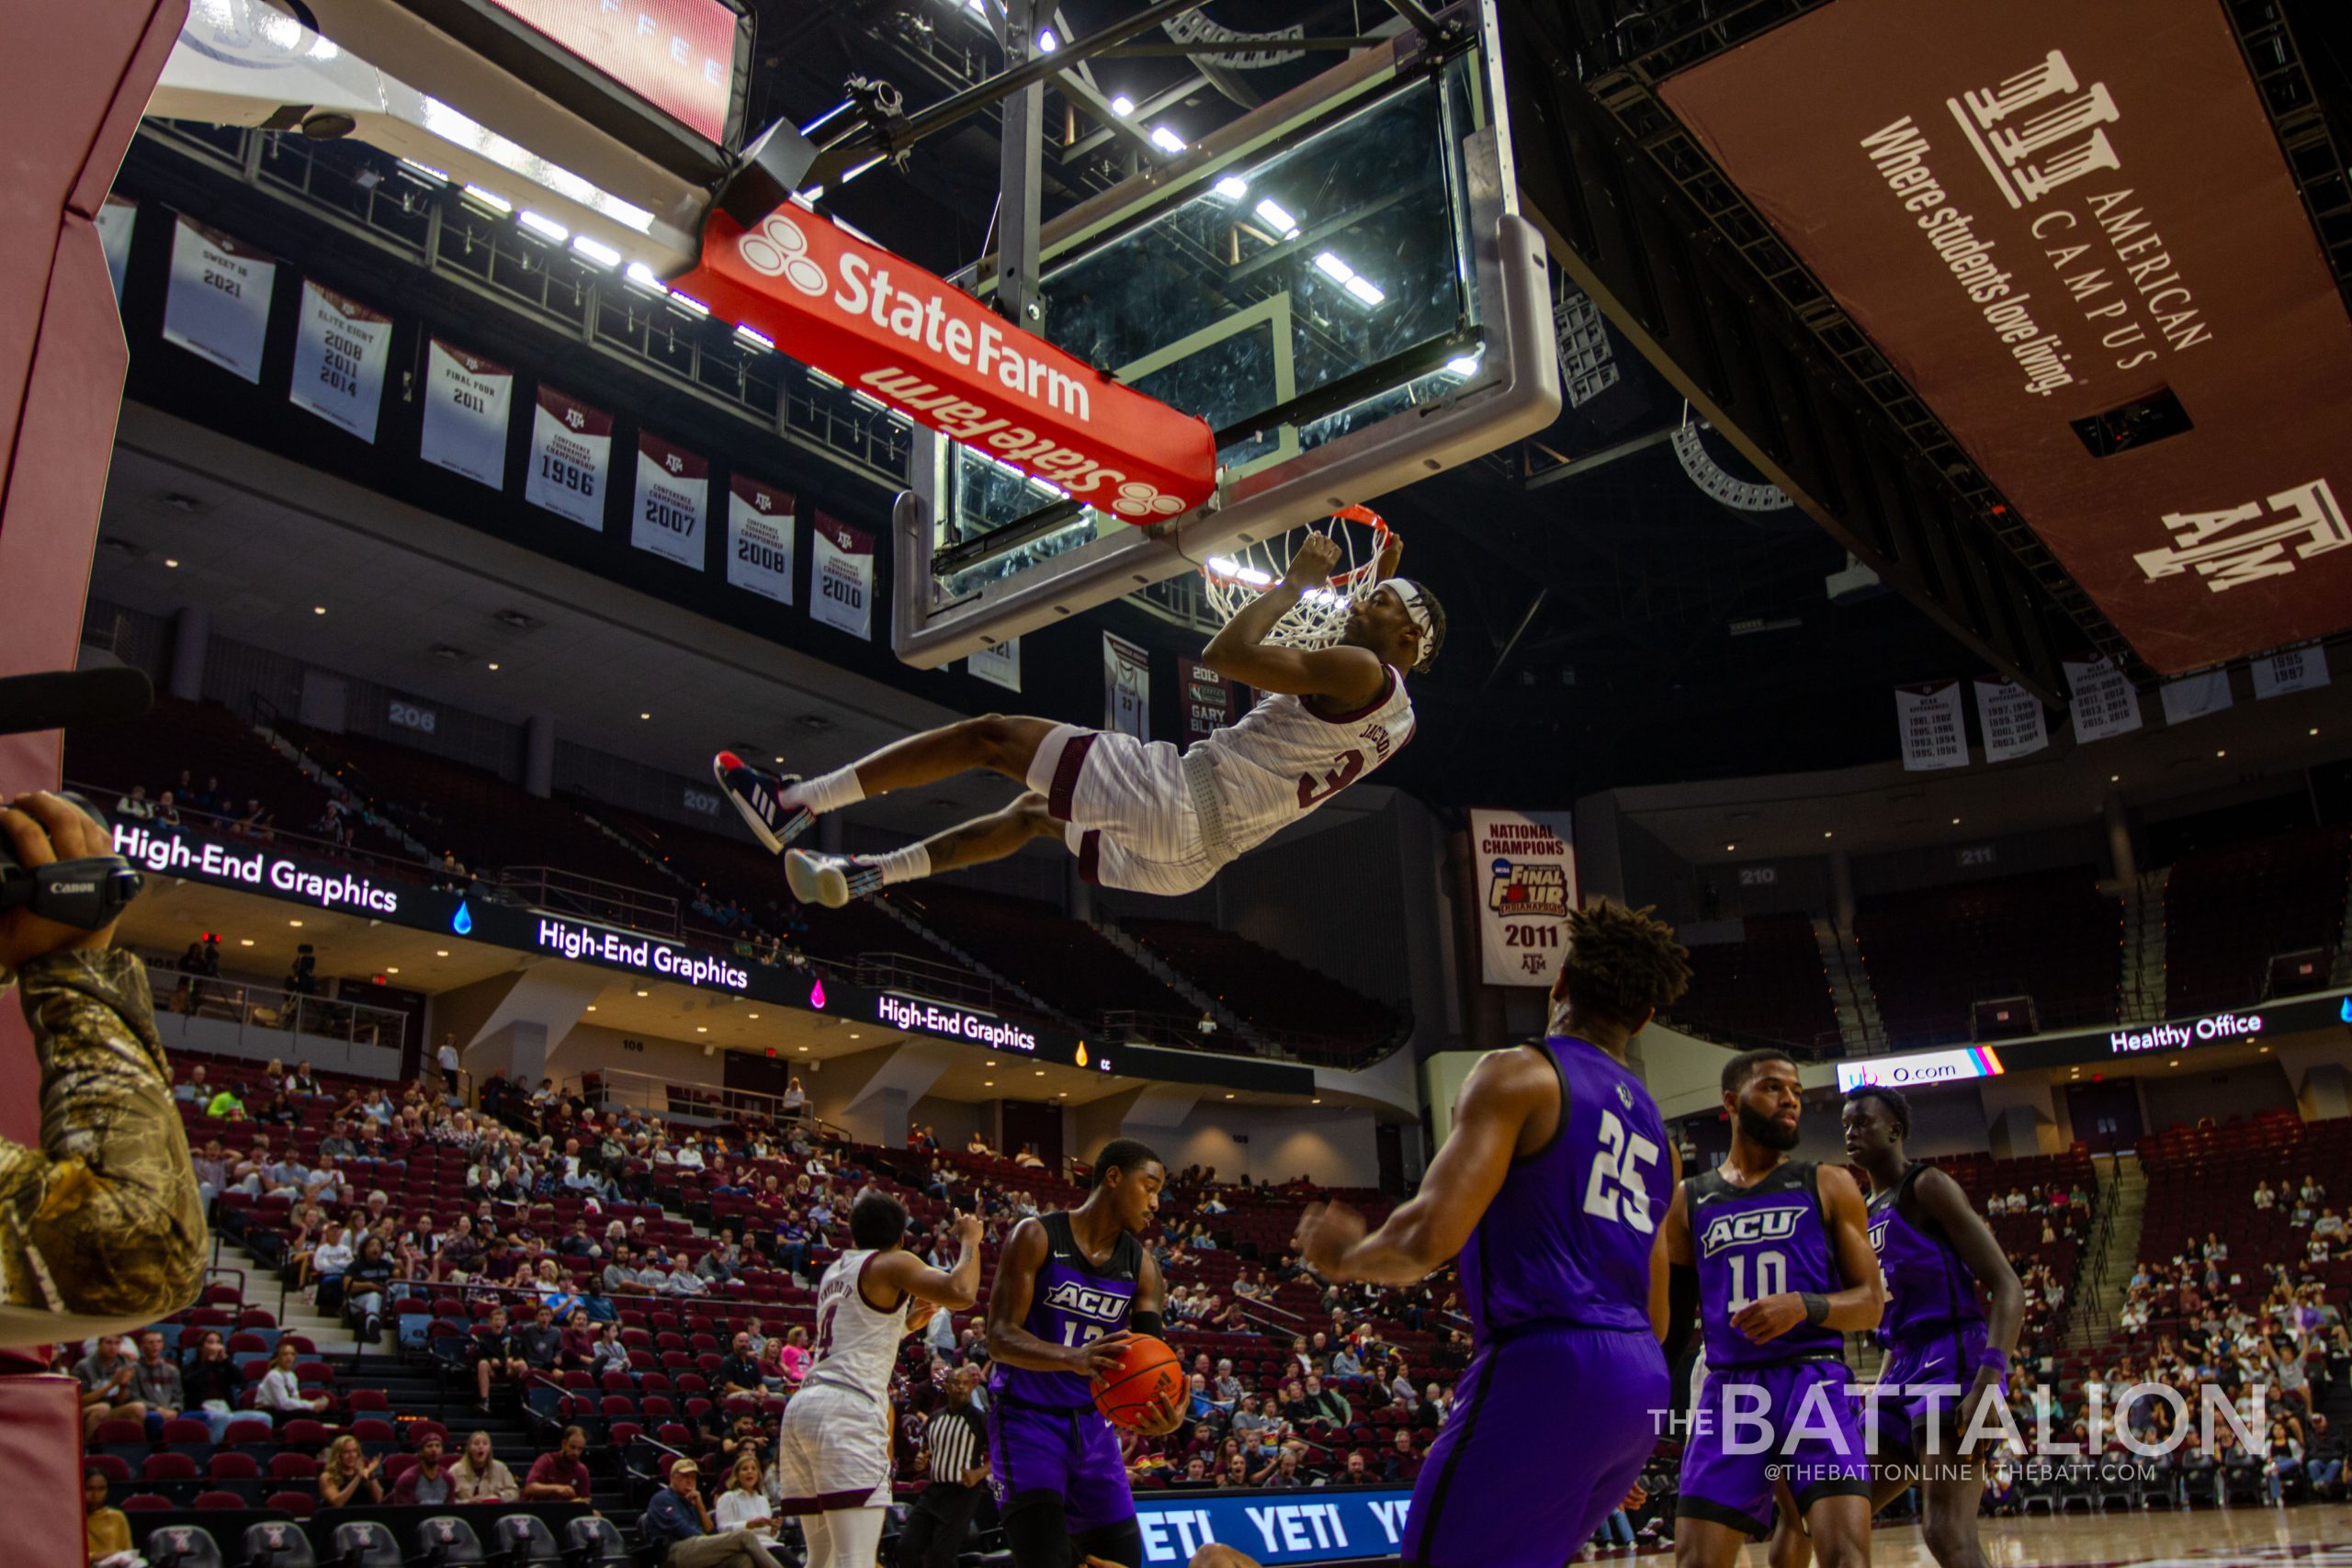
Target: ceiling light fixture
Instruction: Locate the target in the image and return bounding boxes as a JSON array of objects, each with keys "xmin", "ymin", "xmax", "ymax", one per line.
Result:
[
  {"xmin": 460, "ymin": 183, "xmax": 512, "ymax": 214},
  {"xmin": 1342, "ymin": 276, "xmax": 1385, "ymax": 307},
  {"xmin": 636, "ymin": 989, "xmax": 650, "ymax": 998},
  {"xmin": 487, "ymin": 662, "xmax": 499, "ymax": 671},
  {"xmin": 435, "ymin": 949, "xmax": 449, "ymax": 957},
  {"xmin": 1215, "ymin": 175, "xmax": 1250, "ymax": 200},
  {"xmin": 1036, "ymin": 28, "xmax": 1057, "ymax": 51},
  {"xmin": 240, "ymin": 939, "xmax": 254, "ymax": 947},
  {"xmin": 571, "ymin": 235, "xmax": 620, "ymax": 268},
  {"xmin": 1148, "ymin": 125, "xmax": 1185, "ymax": 153},
  {"xmin": 312, "ymin": 605, "xmax": 327, "ymax": 615},
  {"xmin": 1252, "ymin": 197, "xmax": 1300, "ymax": 240},
  {"xmin": 288, "ymin": 919, "xmax": 303, "ymax": 928},
  {"xmin": 1110, "ymin": 95, "xmax": 1135, "ymax": 117},
  {"xmin": 516, "ymin": 209, "xmax": 568, "ymax": 243},
  {"xmin": 164, "ymin": 558, "xmax": 180, "ymax": 569}
]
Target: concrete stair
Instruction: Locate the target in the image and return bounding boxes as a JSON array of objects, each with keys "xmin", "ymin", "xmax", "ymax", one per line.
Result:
[
  {"xmin": 2120, "ymin": 870, "xmax": 2170, "ymax": 1024},
  {"xmin": 1814, "ymin": 916, "xmax": 1885, "ymax": 1054},
  {"xmin": 1089, "ymin": 913, "xmax": 1255, "ymax": 1043},
  {"xmin": 2069, "ymin": 1154, "xmax": 2147, "ymax": 1350},
  {"xmin": 214, "ymin": 1235, "xmax": 370, "ymax": 1354}
]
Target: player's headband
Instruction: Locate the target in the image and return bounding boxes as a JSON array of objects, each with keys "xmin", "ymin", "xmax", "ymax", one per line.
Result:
[{"xmin": 1385, "ymin": 580, "xmax": 1434, "ymax": 641}]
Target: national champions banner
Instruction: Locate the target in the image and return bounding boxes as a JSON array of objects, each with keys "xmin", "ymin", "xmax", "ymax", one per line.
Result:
[
  {"xmin": 1471, "ymin": 809, "xmax": 1577, "ymax": 986},
  {"xmin": 632, "ymin": 431, "xmax": 708, "ymax": 569},
  {"xmin": 725, "ymin": 473, "xmax": 796, "ymax": 604},
  {"xmin": 288, "ymin": 280, "xmax": 392, "ymax": 441},
  {"xmin": 809, "ymin": 514, "xmax": 874, "ymax": 637},
  {"xmin": 420, "ymin": 338, "xmax": 514, "ymax": 487},
  {"xmin": 1182, "ymin": 660, "xmax": 1238, "ymax": 744},
  {"xmin": 525, "ymin": 386, "xmax": 613, "ymax": 529},
  {"xmin": 162, "ymin": 215, "xmax": 275, "ymax": 382},
  {"xmin": 1104, "ymin": 633, "xmax": 1151, "ymax": 741}
]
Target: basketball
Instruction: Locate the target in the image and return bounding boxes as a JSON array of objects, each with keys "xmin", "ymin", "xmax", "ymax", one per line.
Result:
[{"xmin": 1091, "ymin": 1335, "xmax": 1184, "ymax": 1428}]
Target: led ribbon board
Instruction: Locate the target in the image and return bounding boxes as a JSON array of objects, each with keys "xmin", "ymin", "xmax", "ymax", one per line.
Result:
[{"xmin": 674, "ymin": 208, "xmax": 1219, "ymax": 522}]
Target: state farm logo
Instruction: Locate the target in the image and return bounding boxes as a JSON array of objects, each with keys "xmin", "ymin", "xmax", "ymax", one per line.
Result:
[
  {"xmin": 738, "ymin": 213, "xmax": 829, "ymax": 299},
  {"xmin": 2135, "ymin": 479, "xmax": 2348, "ymax": 594}
]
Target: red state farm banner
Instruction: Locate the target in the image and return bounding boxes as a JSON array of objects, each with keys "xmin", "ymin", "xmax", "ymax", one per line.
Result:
[
  {"xmin": 674, "ymin": 206, "xmax": 1218, "ymax": 522},
  {"xmin": 1657, "ymin": 0, "xmax": 2352, "ymax": 674}
]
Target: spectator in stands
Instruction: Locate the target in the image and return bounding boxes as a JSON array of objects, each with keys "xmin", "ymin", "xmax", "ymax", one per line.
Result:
[
  {"xmin": 1425, "ymin": 1382, "xmax": 1453, "ymax": 1426},
  {"xmin": 1301, "ymin": 1373, "xmax": 1349, "ymax": 1427},
  {"xmin": 1231, "ymin": 1394, "xmax": 1275, "ymax": 1455},
  {"xmin": 526, "ymin": 1426, "xmax": 596, "ymax": 1503},
  {"xmin": 256, "ymin": 1339, "xmax": 330, "ymax": 1416},
  {"xmin": 699, "ymin": 1233, "xmax": 745, "ymax": 1284},
  {"xmin": 2307, "ymin": 1414, "xmax": 2345, "ymax": 1497},
  {"xmin": 1252, "ymin": 1447, "xmax": 1310, "ymax": 1488},
  {"xmin": 113, "ymin": 784, "xmax": 153, "ymax": 822},
  {"xmin": 1013, "ymin": 1144, "xmax": 1045, "ymax": 1169},
  {"xmin": 318, "ymin": 1432, "xmax": 385, "ymax": 1508},
  {"xmin": 1211, "ymin": 1359, "xmax": 1242, "ymax": 1407},
  {"xmin": 1328, "ymin": 1340, "xmax": 1361, "ymax": 1378},
  {"xmin": 642, "ymin": 1455, "xmax": 786, "ymax": 1568},
  {"xmin": 1337, "ymin": 1450, "xmax": 1374, "ymax": 1486},
  {"xmin": 1384, "ymin": 1428, "xmax": 1420, "ymax": 1483},
  {"xmin": 435, "ymin": 1213, "xmax": 485, "ymax": 1280},
  {"xmin": 775, "ymin": 1325, "xmax": 811, "ymax": 1388},
  {"xmin": 130, "ymin": 1330, "xmax": 182, "ymax": 1435},
  {"xmin": 472, "ymin": 1305, "xmax": 528, "ymax": 1412},
  {"xmin": 343, "ymin": 1235, "xmax": 394, "ymax": 1339},
  {"xmin": 153, "ymin": 790, "xmax": 180, "ymax": 827},
  {"xmin": 85, "ymin": 1466, "xmax": 134, "ymax": 1568},
  {"xmin": 448, "ymin": 1430, "xmax": 521, "ymax": 1503},
  {"xmin": 718, "ymin": 1332, "xmax": 764, "ymax": 1397},
  {"xmin": 782, "ymin": 1077, "xmax": 807, "ymax": 1125},
  {"xmin": 181, "ymin": 1330, "xmax": 241, "ymax": 1438},
  {"xmin": 517, "ymin": 1303, "xmax": 563, "ymax": 1372},
  {"xmin": 203, "ymin": 1081, "xmax": 246, "ymax": 1120},
  {"xmin": 664, "ymin": 1254, "xmax": 709, "ymax": 1295},
  {"xmin": 74, "ymin": 1334, "xmax": 145, "ymax": 1438},
  {"xmin": 967, "ymin": 1131, "xmax": 991, "ymax": 1156},
  {"xmin": 773, "ymin": 1216, "xmax": 811, "ymax": 1284},
  {"xmin": 390, "ymin": 1430, "xmax": 455, "ymax": 1506},
  {"xmin": 175, "ymin": 1063, "xmax": 208, "ymax": 1103},
  {"xmin": 591, "ymin": 1321, "xmax": 632, "ymax": 1376},
  {"xmin": 716, "ymin": 1452, "xmax": 778, "ymax": 1544}
]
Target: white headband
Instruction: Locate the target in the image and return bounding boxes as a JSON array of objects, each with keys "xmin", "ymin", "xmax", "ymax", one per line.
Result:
[{"xmin": 1385, "ymin": 580, "xmax": 1434, "ymax": 640}]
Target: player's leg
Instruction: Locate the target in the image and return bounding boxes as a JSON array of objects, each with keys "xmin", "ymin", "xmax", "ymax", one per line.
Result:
[
  {"xmin": 1783, "ymin": 1364, "xmax": 1876, "ymax": 1568},
  {"xmin": 782, "ymin": 792, "xmax": 1063, "ymax": 908},
  {"xmin": 802, "ymin": 1506, "xmax": 886, "ymax": 1568},
  {"xmin": 1000, "ymin": 1495, "xmax": 1074, "ymax": 1568},
  {"xmin": 1671, "ymin": 1518, "xmax": 1753, "ymax": 1568},
  {"xmin": 1792, "ymin": 1495, "xmax": 1871, "ymax": 1568},
  {"xmin": 1071, "ymin": 1517, "xmax": 1145, "ymax": 1568},
  {"xmin": 989, "ymin": 1402, "xmax": 1078, "ymax": 1568},
  {"xmin": 1766, "ymin": 1476, "xmax": 1812, "ymax": 1568},
  {"xmin": 713, "ymin": 715, "xmax": 1060, "ymax": 852},
  {"xmin": 1063, "ymin": 1413, "xmax": 1142, "ymax": 1568},
  {"xmin": 1916, "ymin": 1454, "xmax": 1988, "ymax": 1568},
  {"xmin": 1674, "ymin": 1367, "xmax": 1778, "ymax": 1568}
]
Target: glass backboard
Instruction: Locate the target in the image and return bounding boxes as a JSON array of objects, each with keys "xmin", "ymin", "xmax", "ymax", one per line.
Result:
[{"xmin": 893, "ymin": 0, "xmax": 1556, "ymax": 668}]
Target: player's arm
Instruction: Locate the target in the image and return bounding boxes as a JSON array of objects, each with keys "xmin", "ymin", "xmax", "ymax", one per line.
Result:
[
  {"xmin": 984, "ymin": 1217, "xmax": 1127, "ymax": 1377},
  {"xmin": 1915, "ymin": 1165, "xmax": 2024, "ymax": 1434},
  {"xmin": 1293, "ymin": 1045, "xmax": 1550, "ymax": 1284},
  {"xmin": 1733, "ymin": 1165, "xmax": 1885, "ymax": 1344},
  {"xmin": 1125, "ymin": 1245, "xmax": 1188, "ymax": 1436},
  {"xmin": 1374, "ymin": 529, "xmax": 1403, "ymax": 583},
  {"xmin": 866, "ymin": 1211, "xmax": 984, "ymax": 1314},
  {"xmin": 1200, "ymin": 532, "xmax": 1385, "ymax": 705},
  {"xmin": 1659, "ymin": 1178, "xmax": 1698, "ymax": 1363},
  {"xmin": 1648, "ymin": 1142, "xmax": 1684, "ymax": 1341}
]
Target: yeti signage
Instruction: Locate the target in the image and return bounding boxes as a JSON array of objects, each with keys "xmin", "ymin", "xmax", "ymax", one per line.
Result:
[
  {"xmin": 671, "ymin": 205, "xmax": 1217, "ymax": 520},
  {"xmin": 1658, "ymin": 0, "xmax": 2352, "ymax": 673},
  {"xmin": 1470, "ymin": 808, "xmax": 1577, "ymax": 986}
]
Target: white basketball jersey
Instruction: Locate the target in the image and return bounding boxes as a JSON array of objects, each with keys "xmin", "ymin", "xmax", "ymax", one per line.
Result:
[
  {"xmin": 1187, "ymin": 665, "xmax": 1414, "ymax": 856},
  {"xmin": 800, "ymin": 1248, "xmax": 910, "ymax": 1402}
]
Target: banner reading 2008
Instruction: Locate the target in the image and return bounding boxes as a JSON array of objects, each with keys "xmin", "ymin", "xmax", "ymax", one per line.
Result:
[{"xmin": 1471, "ymin": 808, "xmax": 1577, "ymax": 986}]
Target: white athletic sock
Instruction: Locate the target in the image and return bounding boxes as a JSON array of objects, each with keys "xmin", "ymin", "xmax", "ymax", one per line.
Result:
[
  {"xmin": 872, "ymin": 842, "xmax": 933, "ymax": 886},
  {"xmin": 783, "ymin": 765, "xmax": 865, "ymax": 815}
]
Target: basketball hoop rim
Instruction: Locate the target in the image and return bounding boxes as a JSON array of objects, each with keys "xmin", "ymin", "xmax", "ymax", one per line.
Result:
[{"xmin": 1199, "ymin": 506, "xmax": 1392, "ymax": 595}]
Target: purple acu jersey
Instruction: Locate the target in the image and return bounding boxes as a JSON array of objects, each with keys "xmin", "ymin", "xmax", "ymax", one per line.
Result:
[
  {"xmin": 1458, "ymin": 1034, "xmax": 1671, "ymax": 1336},
  {"xmin": 1689, "ymin": 1162, "xmax": 1849, "ymax": 1370},
  {"xmin": 989, "ymin": 1211, "xmax": 1139, "ymax": 1409},
  {"xmin": 1870, "ymin": 1164, "xmax": 1984, "ymax": 1345}
]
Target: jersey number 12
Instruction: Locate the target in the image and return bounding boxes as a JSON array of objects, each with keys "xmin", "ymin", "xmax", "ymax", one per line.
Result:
[{"xmin": 1581, "ymin": 1109, "xmax": 1660, "ymax": 1234}]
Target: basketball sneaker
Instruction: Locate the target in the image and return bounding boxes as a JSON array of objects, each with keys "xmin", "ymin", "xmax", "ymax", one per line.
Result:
[
  {"xmin": 712, "ymin": 751, "xmax": 813, "ymax": 854},
  {"xmin": 785, "ymin": 849, "xmax": 885, "ymax": 908}
]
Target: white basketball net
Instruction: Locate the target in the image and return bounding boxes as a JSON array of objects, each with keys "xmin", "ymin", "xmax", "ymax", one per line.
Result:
[{"xmin": 1200, "ymin": 508, "xmax": 1393, "ymax": 649}]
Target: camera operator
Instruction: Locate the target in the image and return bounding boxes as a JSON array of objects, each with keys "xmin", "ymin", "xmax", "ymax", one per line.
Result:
[{"xmin": 0, "ymin": 790, "xmax": 207, "ymax": 1343}]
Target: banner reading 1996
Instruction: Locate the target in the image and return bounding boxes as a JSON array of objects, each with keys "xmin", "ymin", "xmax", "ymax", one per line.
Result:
[{"xmin": 1470, "ymin": 807, "xmax": 1577, "ymax": 986}]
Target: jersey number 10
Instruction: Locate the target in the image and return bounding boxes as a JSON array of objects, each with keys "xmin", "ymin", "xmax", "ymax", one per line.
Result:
[{"xmin": 1580, "ymin": 1109, "xmax": 1660, "ymax": 1235}]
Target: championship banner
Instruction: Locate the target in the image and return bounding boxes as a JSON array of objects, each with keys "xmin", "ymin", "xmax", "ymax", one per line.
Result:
[
  {"xmin": 1104, "ymin": 633, "xmax": 1151, "ymax": 741},
  {"xmin": 632, "ymin": 432, "xmax": 708, "ymax": 569},
  {"xmin": 2065, "ymin": 658, "xmax": 2143, "ymax": 741},
  {"xmin": 1182, "ymin": 660, "xmax": 1237, "ymax": 744},
  {"xmin": 419, "ymin": 338, "xmax": 514, "ymax": 488},
  {"xmin": 96, "ymin": 194, "xmax": 137, "ymax": 299},
  {"xmin": 2159, "ymin": 669, "xmax": 2233, "ymax": 727},
  {"xmin": 809, "ymin": 514, "xmax": 874, "ymax": 637},
  {"xmin": 673, "ymin": 207, "xmax": 1217, "ymax": 521},
  {"xmin": 1895, "ymin": 682, "xmax": 1968, "ymax": 770},
  {"xmin": 1657, "ymin": 1, "xmax": 2352, "ymax": 672},
  {"xmin": 1973, "ymin": 678, "xmax": 2048, "ymax": 763},
  {"xmin": 162, "ymin": 215, "xmax": 275, "ymax": 382},
  {"xmin": 2253, "ymin": 644, "xmax": 2330, "ymax": 701},
  {"xmin": 968, "ymin": 638, "xmax": 1021, "ymax": 693},
  {"xmin": 524, "ymin": 386, "xmax": 612, "ymax": 529},
  {"xmin": 287, "ymin": 280, "xmax": 392, "ymax": 441},
  {"xmin": 1471, "ymin": 809, "xmax": 1577, "ymax": 987},
  {"xmin": 725, "ymin": 473, "xmax": 795, "ymax": 604}
]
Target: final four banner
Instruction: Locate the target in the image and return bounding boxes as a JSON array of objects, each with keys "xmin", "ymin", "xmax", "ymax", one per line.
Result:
[
  {"xmin": 725, "ymin": 473, "xmax": 796, "ymax": 605},
  {"xmin": 1895, "ymin": 682, "xmax": 1968, "ymax": 770},
  {"xmin": 525, "ymin": 386, "xmax": 612, "ymax": 529},
  {"xmin": 1104, "ymin": 632, "xmax": 1151, "ymax": 741},
  {"xmin": 1471, "ymin": 808, "xmax": 1578, "ymax": 986},
  {"xmin": 632, "ymin": 432, "xmax": 708, "ymax": 569},
  {"xmin": 420, "ymin": 338, "xmax": 514, "ymax": 488},
  {"xmin": 809, "ymin": 513, "xmax": 875, "ymax": 637},
  {"xmin": 162, "ymin": 214, "xmax": 276, "ymax": 382},
  {"xmin": 288, "ymin": 280, "xmax": 392, "ymax": 441}
]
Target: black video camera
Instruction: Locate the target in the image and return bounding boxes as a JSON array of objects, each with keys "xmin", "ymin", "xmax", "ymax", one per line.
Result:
[{"xmin": 0, "ymin": 790, "xmax": 145, "ymax": 931}]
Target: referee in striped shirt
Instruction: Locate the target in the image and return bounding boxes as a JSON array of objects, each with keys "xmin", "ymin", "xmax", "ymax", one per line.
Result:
[{"xmin": 899, "ymin": 1364, "xmax": 990, "ymax": 1568}]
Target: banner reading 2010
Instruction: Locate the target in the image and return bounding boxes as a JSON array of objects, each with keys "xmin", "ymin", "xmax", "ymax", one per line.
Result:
[{"xmin": 1470, "ymin": 808, "xmax": 1577, "ymax": 986}]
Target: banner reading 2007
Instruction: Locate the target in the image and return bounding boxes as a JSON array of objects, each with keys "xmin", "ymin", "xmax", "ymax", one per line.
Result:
[{"xmin": 1470, "ymin": 808, "xmax": 1577, "ymax": 986}]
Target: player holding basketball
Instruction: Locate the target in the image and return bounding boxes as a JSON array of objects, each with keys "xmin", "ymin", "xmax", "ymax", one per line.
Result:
[
  {"xmin": 1290, "ymin": 900, "xmax": 1693, "ymax": 1568},
  {"xmin": 775, "ymin": 1194, "xmax": 983, "ymax": 1568},
  {"xmin": 985, "ymin": 1138, "xmax": 1183, "ymax": 1568},
  {"xmin": 1661, "ymin": 1051, "xmax": 1883, "ymax": 1568},
  {"xmin": 711, "ymin": 528, "xmax": 1441, "ymax": 904}
]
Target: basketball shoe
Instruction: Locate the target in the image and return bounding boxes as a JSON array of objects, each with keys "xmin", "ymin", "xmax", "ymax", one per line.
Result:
[
  {"xmin": 784, "ymin": 850, "xmax": 885, "ymax": 908},
  {"xmin": 712, "ymin": 751, "xmax": 814, "ymax": 853}
]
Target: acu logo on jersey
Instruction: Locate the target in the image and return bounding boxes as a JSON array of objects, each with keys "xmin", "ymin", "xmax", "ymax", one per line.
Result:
[
  {"xmin": 1869, "ymin": 1217, "xmax": 1891, "ymax": 1253},
  {"xmin": 1699, "ymin": 1204, "xmax": 1805, "ymax": 1257},
  {"xmin": 1044, "ymin": 1280, "xmax": 1130, "ymax": 1324}
]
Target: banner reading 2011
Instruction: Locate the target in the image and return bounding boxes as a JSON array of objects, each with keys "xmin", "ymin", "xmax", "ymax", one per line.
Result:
[{"xmin": 1470, "ymin": 808, "xmax": 1577, "ymax": 986}]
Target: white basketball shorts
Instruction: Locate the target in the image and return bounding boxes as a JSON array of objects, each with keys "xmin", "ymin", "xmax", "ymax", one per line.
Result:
[
  {"xmin": 775, "ymin": 1382, "xmax": 891, "ymax": 1512},
  {"xmin": 1025, "ymin": 724, "xmax": 1219, "ymax": 897}
]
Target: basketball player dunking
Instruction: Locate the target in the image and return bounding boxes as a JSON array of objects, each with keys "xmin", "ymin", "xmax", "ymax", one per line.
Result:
[
  {"xmin": 986, "ymin": 1139, "xmax": 1184, "ymax": 1568},
  {"xmin": 1292, "ymin": 900, "xmax": 1694, "ymax": 1568},
  {"xmin": 711, "ymin": 531, "xmax": 1441, "ymax": 905},
  {"xmin": 1661, "ymin": 1050, "xmax": 1883, "ymax": 1568},
  {"xmin": 775, "ymin": 1194, "xmax": 982, "ymax": 1568}
]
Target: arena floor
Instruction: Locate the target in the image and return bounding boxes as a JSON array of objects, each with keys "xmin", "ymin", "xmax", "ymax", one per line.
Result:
[{"xmin": 1688, "ymin": 1505, "xmax": 2352, "ymax": 1564}]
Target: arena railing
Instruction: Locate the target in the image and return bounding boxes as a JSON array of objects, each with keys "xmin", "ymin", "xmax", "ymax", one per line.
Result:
[
  {"xmin": 142, "ymin": 957, "xmax": 411, "ymax": 1062},
  {"xmin": 499, "ymin": 865, "xmax": 683, "ymax": 940},
  {"xmin": 573, "ymin": 1067, "xmax": 830, "ymax": 1138}
]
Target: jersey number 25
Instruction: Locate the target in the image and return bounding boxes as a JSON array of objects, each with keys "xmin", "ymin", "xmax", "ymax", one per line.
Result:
[{"xmin": 1581, "ymin": 1109, "xmax": 1660, "ymax": 1234}]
